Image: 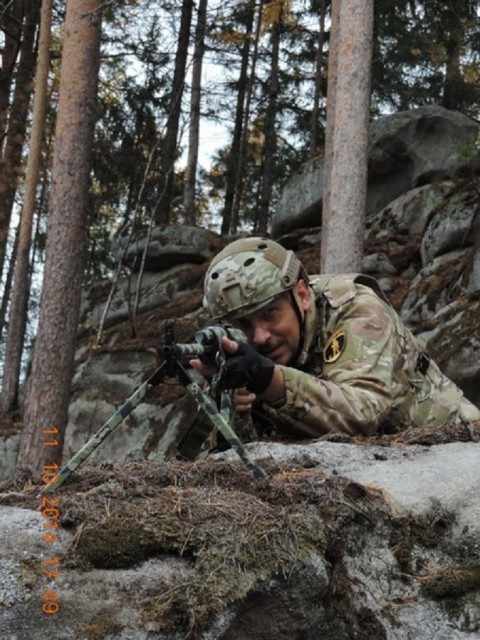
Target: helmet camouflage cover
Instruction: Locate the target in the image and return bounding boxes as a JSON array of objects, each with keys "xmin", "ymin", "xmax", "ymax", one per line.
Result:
[{"xmin": 203, "ymin": 237, "xmax": 308, "ymax": 320}]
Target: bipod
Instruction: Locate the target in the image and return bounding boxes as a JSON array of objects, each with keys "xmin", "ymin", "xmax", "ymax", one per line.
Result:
[{"xmin": 44, "ymin": 320, "xmax": 267, "ymax": 491}]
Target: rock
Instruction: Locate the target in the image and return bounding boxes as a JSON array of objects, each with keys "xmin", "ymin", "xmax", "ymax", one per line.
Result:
[
  {"xmin": 467, "ymin": 244, "xmax": 480, "ymax": 293},
  {"xmin": 80, "ymin": 264, "xmax": 200, "ymax": 329},
  {"xmin": 415, "ymin": 297, "xmax": 480, "ymax": 407},
  {"xmin": 399, "ymin": 250, "xmax": 468, "ymax": 329},
  {"xmin": 1, "ymin": 435, "xmax": 480, "ymax": 639},
  {"xmin": 420, "ymin": 189, "xmax": 480, "ymax": 265},
  {"xmin": 272, "ymin": 106, "xmax": 478, "ymax": 238},
  {"xmin": 271, "ymin": 154, "xmax": 324, "ymax": 240},
  {"xmin": 112, "ymin": 225, "xmax": 218, "ymax": 272},
  {"xmin": 0, "ymin": 432, "xmax": 20, "ymax": 482},
  {"xmin": 64, "ymin": 396, "xmax": 189, "ymax": 464},
  {"xmin": 71, "ymin": 349, "xmax": 158, "ymax": 399}
]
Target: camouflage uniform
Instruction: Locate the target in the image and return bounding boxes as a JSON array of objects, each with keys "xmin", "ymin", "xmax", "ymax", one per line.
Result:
[
  {"xmin": 202, "ymin": 238, "xmax": 479, "ymax": 440},
  {"xmin": 258, "ymin": 273, "xmax": 480, "ymax": 437}
]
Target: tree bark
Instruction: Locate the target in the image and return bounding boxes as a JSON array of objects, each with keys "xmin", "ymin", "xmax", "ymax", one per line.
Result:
[
  {"xmin": 0, "ymin": 0, "xmax": 40, "ymax": 282},
  {"xmin": 183, "ymin": 0, "xmax": 208, "ymax": 225},
  {"xmin": 154, "ymin": 0, "xmax": 193, "ymax": 224},
  {"xmin": 321, "ymin": 0, "xmax": 373, "ymax": 273},
  {"xmin": 439, "ymin": 0, "xmax": 465, "ymax": 110},
  {"xmin": 256, "ymin": 11, "xmax": 281, "ymax": 234},
  {"xmin": 0, "ymin": 0, "xmax": 23, "ymax": 146},
  {"xmin": 230, "ymin": 0, "xmax": 264, "ymax": 234},
  {"xmin": 221, "ymin": 1, "xmax": 255, "ymax": 236},
  {"xmin": 309, "ymin": 0, "xmax": 327, "ymax": 158},
  {"xmin": 17, "ymin": 0, "xmax": 102, "ymax": 479},
  {"xmin": 1, "ymin": 0, "xmax": 53, "ymax": 418}
]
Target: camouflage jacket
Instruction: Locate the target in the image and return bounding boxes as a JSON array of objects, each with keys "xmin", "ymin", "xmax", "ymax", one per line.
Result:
[{"xmin": 258, "ymin": 274, "xmax": 480, "ymax": 437}]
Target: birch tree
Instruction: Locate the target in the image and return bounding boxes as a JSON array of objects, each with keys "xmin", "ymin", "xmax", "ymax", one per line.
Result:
[{"xmin": 17, "ymin": 0, "xmax": 102, "ymax": 478}]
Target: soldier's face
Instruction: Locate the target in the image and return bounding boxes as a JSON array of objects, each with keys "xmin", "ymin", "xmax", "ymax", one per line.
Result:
[{"xmin": 235, "ymin": 281, "xmax": 311, "ymax": 365}]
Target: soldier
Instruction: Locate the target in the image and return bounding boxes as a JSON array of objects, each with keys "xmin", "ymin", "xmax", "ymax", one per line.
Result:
[{"xmin": 190, "ymin": 237, "xmax": 480, "ymax": 439}]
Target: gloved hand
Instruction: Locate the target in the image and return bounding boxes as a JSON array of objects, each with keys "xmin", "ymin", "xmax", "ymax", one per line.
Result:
[{"xmin": 219, "ymin": 342, "xmax": 275, "ymax": 394}]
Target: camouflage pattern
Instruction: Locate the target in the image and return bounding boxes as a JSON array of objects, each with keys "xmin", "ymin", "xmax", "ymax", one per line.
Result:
[
  {"xmin": 203, "ymin": 237, "xmax": 308, "ymax": 320},
  {"xmin": 44, "ymin": 378, "xmax": 153, "ymax": 491},
  {"xmin": 258, "ymin": 274, "xmax": 480, "ymax": 437},
  {"xmin": 46, "ymin": 331, "xmax": 267, "ymax": 491},
  {"xmin": 185, "ymin": 378, "xmax": 268, "ymax": 480}
]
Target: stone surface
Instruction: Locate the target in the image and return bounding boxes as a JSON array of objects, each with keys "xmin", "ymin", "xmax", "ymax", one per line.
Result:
[
  {"xmin": 1, "ymin": 437, "xmax": 480, "ymax": 638},
  {"xmin": 272, "ymin": 106, "xmax": 478, "ymax": 238},
  {"xmin": 80, "ymin": 264, "xmax": 198, "ymax": 329},
  {"xmin": 112, "ymin": 224, "xmax": 217, "ymax": 272}
]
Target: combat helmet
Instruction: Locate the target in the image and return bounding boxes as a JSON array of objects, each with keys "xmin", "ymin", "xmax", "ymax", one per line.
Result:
[{"xmin": 204, "ymin": 237, "xmax": 308, "ymax": 320}]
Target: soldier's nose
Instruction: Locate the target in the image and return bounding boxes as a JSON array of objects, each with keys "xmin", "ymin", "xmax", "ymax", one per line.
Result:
[{"xmin": 251, "ymin": 325, "xmax": 271, "ymax": 347}]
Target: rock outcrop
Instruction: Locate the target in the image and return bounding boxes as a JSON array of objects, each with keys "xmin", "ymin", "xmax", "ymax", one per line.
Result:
[
  {"xmin": 1, "ymin": 422, "xmax": 479, "ymax": 639},
  {"xmin": 1, "ymin": 106, "xmax": 480, "ymax": 639},
  {"xmin": 272, "ymin": 105, "xmax": 478, "ymax": 238}
]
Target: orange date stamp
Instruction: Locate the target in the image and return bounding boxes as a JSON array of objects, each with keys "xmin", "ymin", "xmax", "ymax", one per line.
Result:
[{"xmin": 40, "ymin": 426, "xmax": 61, "ymax": 614}]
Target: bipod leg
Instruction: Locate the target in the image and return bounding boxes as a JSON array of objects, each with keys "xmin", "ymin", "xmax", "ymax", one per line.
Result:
[
  {"xmin": 175, "ymin": 362, "xmax": 268, "ymax": 481},
  {"xmin": 42, "ymin": 362, "xmax": 168, "ymax": 492}
]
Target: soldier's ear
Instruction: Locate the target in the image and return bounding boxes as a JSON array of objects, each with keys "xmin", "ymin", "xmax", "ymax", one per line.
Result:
[{"xmin": 294, "ymin": 280, "xmax": 311, "ymax": 312}]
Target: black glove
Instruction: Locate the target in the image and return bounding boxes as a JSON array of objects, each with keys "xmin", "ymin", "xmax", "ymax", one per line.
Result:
[{"xmin": 219, "ymin": 342, "xmax": 275, "ymax": 394}]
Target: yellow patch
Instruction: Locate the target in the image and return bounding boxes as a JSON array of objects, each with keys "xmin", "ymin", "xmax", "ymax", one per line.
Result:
[{"xmin": 323, "ymin": 330, "xmax": 346, "ymax": 364}]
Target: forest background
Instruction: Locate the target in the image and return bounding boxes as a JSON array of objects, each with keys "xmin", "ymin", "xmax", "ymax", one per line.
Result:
[{"xmin": 0, "ymin": 0, "xmax": 479, "ymax": 477}]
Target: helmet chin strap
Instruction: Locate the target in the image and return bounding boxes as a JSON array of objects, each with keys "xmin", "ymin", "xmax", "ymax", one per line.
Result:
[{"xmin": 289, "ymin": 287, "xmax": 305, "ymax": 364}]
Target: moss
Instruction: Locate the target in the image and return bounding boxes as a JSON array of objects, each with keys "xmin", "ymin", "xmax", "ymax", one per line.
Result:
[
  {"xmin": 1, "ymin": 459, "xmax": 411, "ymax": 638},
  {"xmin": 390, "ymin": 509, "xmax": 455, "ymax": 572},
  {"xmin": 58, "ymin": 463, "xmax": 387, "ymax": 636},
  {"xmin": 67, "ymin": 514, "xmax": 181, "ymax": 569},
  {"xmin": 79, "ymin": 614, "xmax": 123, "ymax": 639},
  {"xmin": 420, "ymin": 563, "xmax": 480, "ymax": 598}
]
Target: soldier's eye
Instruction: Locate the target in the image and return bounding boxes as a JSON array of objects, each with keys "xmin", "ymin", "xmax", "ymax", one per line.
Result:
[{"xmin": 236, "ymin": 319, "xmax": 252, "ymax": 334}]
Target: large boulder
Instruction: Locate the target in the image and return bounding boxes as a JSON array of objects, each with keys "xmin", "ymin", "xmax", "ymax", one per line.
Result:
[
  {"xmin": 80, "ymin": 225, "xmax": 221, "ymax": 330},
  {"xmin": 80, "ymin": 264, "xmax": 200, "ymax": 329},
  {"xmin": 112, "ymin": 225, "xmax": 218, "ymax": 272},
  {"xmin": 272, "ymin": 106, "xmax": 478, "ymax": 238},
  {"xmin": 1, "ymin": 427, "xmax": 480, "ymax": 639}
]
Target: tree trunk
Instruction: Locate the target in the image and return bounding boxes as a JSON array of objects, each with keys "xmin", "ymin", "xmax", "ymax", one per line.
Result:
[
  {"xmin": 230, "ymin": 0, "xmax": 264, "ymax": 234},
  {"xmin": 17, "ymin": 0, "xmax": 102, "ymax": 479},
  {"xmin": 221, "ymin": 1, "xmax": 255, "ymax": 235},
  {"xmin": 440, "ymin": 0, "xmax": 464, "ymax": 110},
  {"xmin": 1, "ymin": 0, "xmax": 53, "ymax": 418},
  {"xmin": 321, "ymin": 0, "xmax": 373, "ymax": 273},
  {"xmin": 321, "ymin": 0, "xmax": 340, "ymax": 268},
  {"xmin": 183, "ymin": 0, "xmax": 208, "ymax": 225},
  {"xmin": 0, "ymin": 0, "xmax": 23, "ymax": 146},
  {"xmin": 154, "ymin": 0, "xmax": 193, "ymax": 224},
  {"xmin": 256, "ymin": 13, "xmax": 281, "ymax": 234},
  {"xmin": 0, "ymin": 224, "xmax": 19, "ymax": 344},
  {"xmin": 309, "ymin": 0, "xmax": 327, "ymax": 158},
  {"xmin": 0, "ymin": 0, "xmax": 40, "ymax": 282}
]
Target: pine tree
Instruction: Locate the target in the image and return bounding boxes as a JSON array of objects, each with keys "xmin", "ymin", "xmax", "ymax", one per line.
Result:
[
  {"xmin": 322, "ymin": 0, "xmax": 374, "ymax": 272},
  {"xmin": 17, "ymin": 0, "xmax": 103, "ymax": 478},
  {"xmin": 0, "ymin": 0, "xmax": 53, "ymax": 418}
]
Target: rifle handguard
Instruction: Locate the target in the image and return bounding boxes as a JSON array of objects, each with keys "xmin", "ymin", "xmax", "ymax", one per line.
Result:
[{"xmin": 195, "ymin": 323, "xmax": 247, "ymax": 367}]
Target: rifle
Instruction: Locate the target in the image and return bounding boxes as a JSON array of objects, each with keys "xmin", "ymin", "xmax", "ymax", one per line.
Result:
[{"xmin": 43, "ymin": 320, "xmax": 268, "ymax": 491}]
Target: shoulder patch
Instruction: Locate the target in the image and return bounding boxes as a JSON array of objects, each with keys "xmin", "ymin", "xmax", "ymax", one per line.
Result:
[{"xmin": 323, "ymin": 330, "xmax": 346, "ymax": 364}]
